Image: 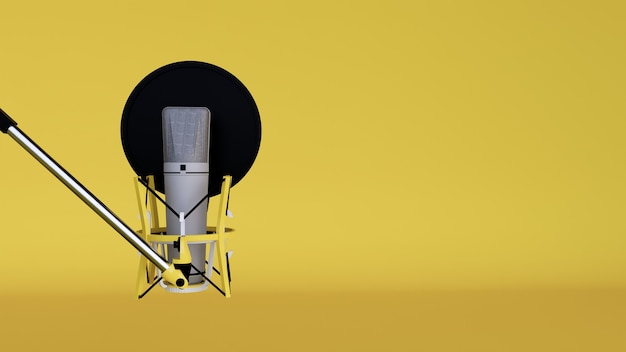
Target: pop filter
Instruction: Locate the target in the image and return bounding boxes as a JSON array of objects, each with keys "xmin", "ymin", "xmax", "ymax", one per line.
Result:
[{"xmin": 121, "ymin": 61, "xmax": 261, "ymax": 196}]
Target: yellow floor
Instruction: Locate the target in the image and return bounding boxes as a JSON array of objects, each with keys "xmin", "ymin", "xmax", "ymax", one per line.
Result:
[{"xmin": 1, "ymin": 288, "xmax": 624, "ymax": 351}]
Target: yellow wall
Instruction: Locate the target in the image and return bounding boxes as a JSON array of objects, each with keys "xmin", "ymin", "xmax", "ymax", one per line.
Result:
[{"xmin": 0, "ymin": 0, "xmax": 624, "ymax": 294}]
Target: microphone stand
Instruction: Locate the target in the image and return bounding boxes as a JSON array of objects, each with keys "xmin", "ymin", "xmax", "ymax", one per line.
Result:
[{"xmin": 0, "ymin": 108, "xmax": 189, "ymax": 290}]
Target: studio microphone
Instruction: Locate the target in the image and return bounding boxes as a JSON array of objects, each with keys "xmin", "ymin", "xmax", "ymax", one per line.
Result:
[
  {"xmin": 162, "ymin": 106, "xmax": 213, "ymax": 288},
  {"xmin": 121, "ymin": 61, "xmax": 262, "ymax": 297}
]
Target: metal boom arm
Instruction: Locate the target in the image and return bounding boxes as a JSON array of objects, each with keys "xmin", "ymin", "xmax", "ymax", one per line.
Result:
[{"xmin": 0, "ymin": 108, "xmax": 187, "ymax": 289}]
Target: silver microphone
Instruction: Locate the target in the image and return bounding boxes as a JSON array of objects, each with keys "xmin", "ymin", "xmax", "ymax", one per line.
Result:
[{"xmin": 162, "ymin": 106, "xmax": 212, "ymax": 286}]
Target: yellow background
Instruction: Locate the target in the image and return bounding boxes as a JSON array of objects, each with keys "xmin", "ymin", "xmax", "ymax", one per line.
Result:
[{"xmin": 0, "ymin": 1, "xmax": 625, "ymax": 350}]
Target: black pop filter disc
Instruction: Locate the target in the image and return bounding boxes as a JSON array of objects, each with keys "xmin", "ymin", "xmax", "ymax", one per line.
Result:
[{"xmin": 121, "ymin": 61, "xmax": 261, "ymax": 196}]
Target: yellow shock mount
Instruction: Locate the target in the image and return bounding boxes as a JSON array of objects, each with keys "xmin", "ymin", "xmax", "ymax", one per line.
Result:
[{"xmin": 134, "ymin": 175, "xmax": 234, "ymax": 299}]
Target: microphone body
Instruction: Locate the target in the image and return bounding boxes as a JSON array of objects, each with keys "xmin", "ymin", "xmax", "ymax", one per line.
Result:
[{"xmin": 162, "ymin": 107, "xmax": 212, "ymax": 285}]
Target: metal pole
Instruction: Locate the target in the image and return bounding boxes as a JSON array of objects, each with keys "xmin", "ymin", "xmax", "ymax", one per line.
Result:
[{"xmin": 0, "ymin": 111, "xmax": 171, "ymax": 272}]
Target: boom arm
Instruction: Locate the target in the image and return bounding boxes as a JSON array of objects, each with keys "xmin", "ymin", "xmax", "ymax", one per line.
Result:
[{"xmin": 0, "ymin": 108, "xmax": 188, "ymax": 289}]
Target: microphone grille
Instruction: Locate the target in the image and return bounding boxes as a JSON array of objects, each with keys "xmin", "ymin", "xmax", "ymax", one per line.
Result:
[{"xmin": 162, "ymin": 107, "xmax": 210, "ymax": 163}]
